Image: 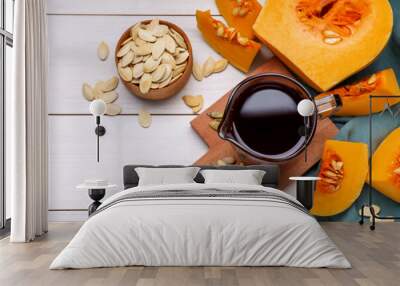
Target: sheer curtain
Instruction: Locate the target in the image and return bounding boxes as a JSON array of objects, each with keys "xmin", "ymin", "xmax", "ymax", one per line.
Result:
[{"xmin": 9, "ymin": 0, "xmax": 48, "ymax": 242}]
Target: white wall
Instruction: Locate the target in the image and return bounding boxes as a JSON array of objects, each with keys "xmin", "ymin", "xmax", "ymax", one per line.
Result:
[{"xmin": 47, "ymin": 0, "xmax": 274, "ymax": 221}]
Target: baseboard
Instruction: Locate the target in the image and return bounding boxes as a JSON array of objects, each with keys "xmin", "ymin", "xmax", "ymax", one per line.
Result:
[{"xmin": 48, "ymin": 210, "xmax": 88, "ymax": 222}]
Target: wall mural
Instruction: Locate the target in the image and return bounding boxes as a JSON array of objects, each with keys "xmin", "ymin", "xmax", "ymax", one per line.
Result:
[{"xmin": 80, "ymin": 0, "xmax": 400, "ymax": 222}]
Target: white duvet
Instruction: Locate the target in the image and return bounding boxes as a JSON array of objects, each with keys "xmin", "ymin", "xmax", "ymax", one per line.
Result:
[{"xmin": 50, "ymin": 183, "xmax": 351, "ymax": 269}]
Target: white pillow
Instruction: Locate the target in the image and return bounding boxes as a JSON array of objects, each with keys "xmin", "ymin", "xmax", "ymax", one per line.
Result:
[
  {"xmin": 200, "ymin": 169, "xmax": 266, "ymax": 185},
  {"xmin": 135, "ymin": 167, "xmax": 200, "ymax": 186}
]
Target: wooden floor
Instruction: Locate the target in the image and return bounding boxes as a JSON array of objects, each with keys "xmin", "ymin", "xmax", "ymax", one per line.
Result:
[{"xmin": 0, "ymin": 222, "xmax": 399, "ymax": 286}]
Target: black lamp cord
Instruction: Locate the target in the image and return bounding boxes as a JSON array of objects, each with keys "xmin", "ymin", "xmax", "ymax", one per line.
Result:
[
  {"xmin": 96, "ymin": 116, "xmax": 100, "ymax": 162},
  {"xmin": 304, "ymin": 116, "xmax": 308, "ymax": 162}
]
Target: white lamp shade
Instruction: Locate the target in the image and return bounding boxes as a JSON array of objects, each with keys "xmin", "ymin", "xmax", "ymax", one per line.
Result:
[
  {"xmin": 89, "ymin": 99, "xmax": 107, "ymax": 116},
  {"xmin": 297, "ymin": 99, "xmax": 315, "ymax": 117}
]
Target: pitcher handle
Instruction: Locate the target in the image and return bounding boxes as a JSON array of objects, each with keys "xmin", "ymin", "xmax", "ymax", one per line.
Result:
[{"xmin": 315, "ymin": 94, "xmax": 342, "ymax": 119}]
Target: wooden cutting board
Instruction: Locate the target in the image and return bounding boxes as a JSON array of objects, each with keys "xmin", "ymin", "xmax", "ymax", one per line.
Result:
[{"xmin": 191, "ymin": 57, "xmax": 339, "ymax": 188}]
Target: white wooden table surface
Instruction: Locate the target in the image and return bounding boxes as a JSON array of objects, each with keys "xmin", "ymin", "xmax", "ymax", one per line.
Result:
[{"xmin": 47, "ymin": 0, "xmax": 273, "ymax": 218}]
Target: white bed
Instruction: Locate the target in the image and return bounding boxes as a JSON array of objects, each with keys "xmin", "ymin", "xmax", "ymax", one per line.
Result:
[{"xmin": 50, "ymin": 182, "xmax": 351, "ymax": 269}]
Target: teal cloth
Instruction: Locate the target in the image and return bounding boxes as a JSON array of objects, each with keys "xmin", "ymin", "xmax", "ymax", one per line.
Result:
[{"xmin": 307, "ymin": 0, "xmax": 400, "ymax": 221}]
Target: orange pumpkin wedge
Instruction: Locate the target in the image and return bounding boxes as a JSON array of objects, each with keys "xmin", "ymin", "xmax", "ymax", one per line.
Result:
[
  {"xmin": 253, "ymin": 0, "xmax": 393, "ymax": 91},
  {"xmin": 215, "ymin": 0, "xmax": 261, "ymax": 39},
  {"xmin": 370, "ymin": 127, "xmax": 400, "ymax": 203},
  {"xmin": 196, "ymin": 10, "xmax": 261, "ymax": 73},
  {"xmin": 316, "ymin": 68, "xmax": 400, "ymax": 116},
  {"xmin": 311, "ymin": 140, "xmax": 368, "ymax": 217}
]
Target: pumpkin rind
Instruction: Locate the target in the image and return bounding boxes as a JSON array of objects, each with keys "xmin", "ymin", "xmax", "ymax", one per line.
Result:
[
  {"xmin": 215, "ymin": 0, "xmax": 261, "ymax": 39},
  {"xmin": 370, "ymin": 128, "xmax": 400, "ymax": 203},
  {"xmin": 196, "ymin": 10, "xmax": 261, "ymax": 73},
  {"xmin": 253, "ymin": 0, "xmax": 393, "ymax": 91},
  {"xmin": 311, "ymin": 140, "xmax": 368, "ymax": 217},
  {"xmin": 316, "ymin": 68, "xmax": 400, "ymax": 116}
]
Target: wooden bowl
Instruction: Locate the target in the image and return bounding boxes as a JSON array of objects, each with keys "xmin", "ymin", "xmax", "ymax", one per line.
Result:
[{"xmin": 115, "ymin": 20, "xmax": 193, "ymax": 101}]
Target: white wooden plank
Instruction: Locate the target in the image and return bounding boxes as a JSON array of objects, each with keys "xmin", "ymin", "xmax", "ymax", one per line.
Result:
[
  {"xmin": 47, "ymin": 15, "xmax": 273, "ymax": 114},
  {"xmin": 48, "ymin": 115, "xmax": 208, "ymax": 209},
  {"xmin": 47, "ymin": 0, "xmax": 220, "ymax": 15}
]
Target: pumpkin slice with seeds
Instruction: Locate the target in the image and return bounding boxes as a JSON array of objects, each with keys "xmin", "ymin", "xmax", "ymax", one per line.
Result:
[
  {"xmin": 196, "ymin": 10, "xmax": 261, "ymax": 73},
  {"xmin": 215, "ymin": 0, "xmax": 261, "ymax": 39},
  {"xmin": 311, "ymin": 140, "xmax": 368, "ymax": 217}
]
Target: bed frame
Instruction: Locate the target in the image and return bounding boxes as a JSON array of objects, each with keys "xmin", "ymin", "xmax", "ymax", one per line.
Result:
[{"xmin": 123, "ymin": 165, "xmax": 280, "ymax": 189}]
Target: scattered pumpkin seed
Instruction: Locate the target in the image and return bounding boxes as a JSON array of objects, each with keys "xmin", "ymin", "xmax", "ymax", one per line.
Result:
[
  {"xmin": 105, "ymin": 103, "xmax": 122, "ymax": 116},
  {"xmin": 138, "ymin": 108, "xmax": 152, "ymax": 128},
  {"xmin": 97, "ymin": 41, "xmax": 109, "ymax": 61},
  {"xmin": 209, "ymin": 120, "xmax": 220, "ymax": 131}
]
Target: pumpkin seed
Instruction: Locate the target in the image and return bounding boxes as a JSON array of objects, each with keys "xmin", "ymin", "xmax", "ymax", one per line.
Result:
[
  {"xmin": 232, "ymin": 7, "xmax": 240, "ymax": 16},
  {"xmin": 132, "ymin": 55, "xmax": 143, "ymax": 64},
  {"xmin": 368, "ymin": 74, "xmax": 377, "ymax": 85},
  {"xmin": 191, "ymin": 96, "xmax": 204, "ymax": 113},
  {"xmin": 217, "ymin": 160, "xmax": 227, "ymax": 166},
  {"xmin": 106, "ymin": 103, "xmax": 122, "ymax": 116},
  {"xmin": 102, "ymin": 76, "xmax": 119, "ymax": 92},
  {"xmin": 182, "ymin": 95, "xmax": 203, "ymax": 107},
  {"xmin": 133, "ymin": 42, "xmax": 152, "ymax": 56},
  {"xmin": 151, "ymin": 64, "xmax": 167, "ymax": 82},
  {"xmin": 82, "ymin": 83, "xmax": 95, "ymax": 101},
  {"xmin": 98, "ymin": 91, "xmax": 118, "ymax": 103},
  {"xmin": 122, "ymin": 37, "xmax": 133, "ymax": 46},
  {"xmin": 175, "ymin": 51, "xmax": 189, "ymax": 65},
  {"xmin": 151, "ymin": 37, "xmax": 166, "ymax": 59},
  {"xmin": 138, "ymin": 108, "xmax": 152, "ymax": 128},
  {"xmin": 209, "ymin": 120, "xmax": 220, "ymax": 131},
  {"xmin": 139, "ymin": 73, "xmax": 152, "ymax": 94},
  {"xmin": 130, "ymin": 23, "xmax": 141, "ymax": 40},
  {"xmin": 203, "ymin": 56, "xmax": 215, "ymax": 77},
  {"xmin": 216, "ymin": 25, "xmax": 225, "ymax": 37},
  {"xmin": 132, "ymin": 63, "xmax": 144, "ymax": 79},
  {"xmin": 94, "ymin": 80, "xmax": 105, "ymax": 92},
  {"xmin": 213, "ymin": 58, "xmax": 228, "ymax": 73},
  {"xmin": 120, "ymin": 50, "xmax": 135, "ymax": 67},
  {"xmin": 161, "ymin": 52, "xmax": 176, "ymax": 69},
  {"xmin": 142, "ymin": 54, "xmax": 152, "ymax": 62},
  {"xmin": 118, "ymin": 64, "xmax": 133, "ymax": 82},
  {"xmin": 222, "ymin": 156, "xmax": 235, "ymax": 164},
  {"xmin": 237, "ymin": 34, "xmax": 249, "ymax": 46},
  {"xmin": 169, "ymin": 28, "xmax": 187, "ymax": 49},
  {"xmin": 147, "ymin": 18, "xmax": 159, "ymax": 31},
  {"xmin": 160, "ymin": 64, "xmax": 173, "ymax": 82},
  {"xmin": 192, "ymin": 61, "xmax": 203, "ymax": 81},
  {"xmin": 117, "ymin": 42, "xmax": 133, "ymax": 58},
  {"xmin": 170, "ymin": 72, "xmax": 182, "ymax": 85},
  {"xmin": 174, "ymin": 63, "xmax": 186, "ymax": 76},
  {"xmin": 238, "ymin": 7, "xmax": 249, "ymax": 16},
  {"xmin": 164, "ymin": 34, "xmax": 177, "ymax": 54},
  {"xmin": 323, "ymin": 36, "xmax": 342, "ymax": 45},
  {"xmin": 158, "ymin": 74, "xmax": 172, "ymax": 88},
  {"xmin": 151, "ymin": 83, "xmax": 159, "ymax": 89},
  {"xmin": 322, "ymin": 29, "xmax": 340, "ymax": 38},
  {"xmin": 143, "ymin": 57, "xmax": 161, "ymax": 73},
  {"xmin": 138, "ymin": 28, "xmax": 156, "ymax": 42},
  {"xmin": 152, "ymin": 24, "xmax": 169, "ymax": 37},
  {"xmin": 97, "ymin": 41, "xmax": 109, "ymax": 61},
  {"xmin": 135, "ymin": 37, "xmax": 147, "ymax": 47},
  {"xmin": 207, "ymin": 111, "xmax": 224, "ymax": 119}
]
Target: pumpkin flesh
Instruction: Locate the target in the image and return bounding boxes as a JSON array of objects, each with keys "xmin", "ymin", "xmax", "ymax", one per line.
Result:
[
  {"xmin": 253, "ymin": 0, "xmax": 393, "ymax": 91},
  {"xmin": 316, "ymin": 68, "xmax": 400, "ymax": 116},
  {"xmin": 196, "ymin": 10, "xmax": 261, "ymax": 73},
  {"xmin": 370, "ymin": 128, "xmax": 400, "ymax": 203},
  {"xmin": 311, "ymin": 140, "xmax": 368, "ymax": 217},
  {"xmin": 215, "ymin": 0, "xmax": 261, "ymax": 39}
]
